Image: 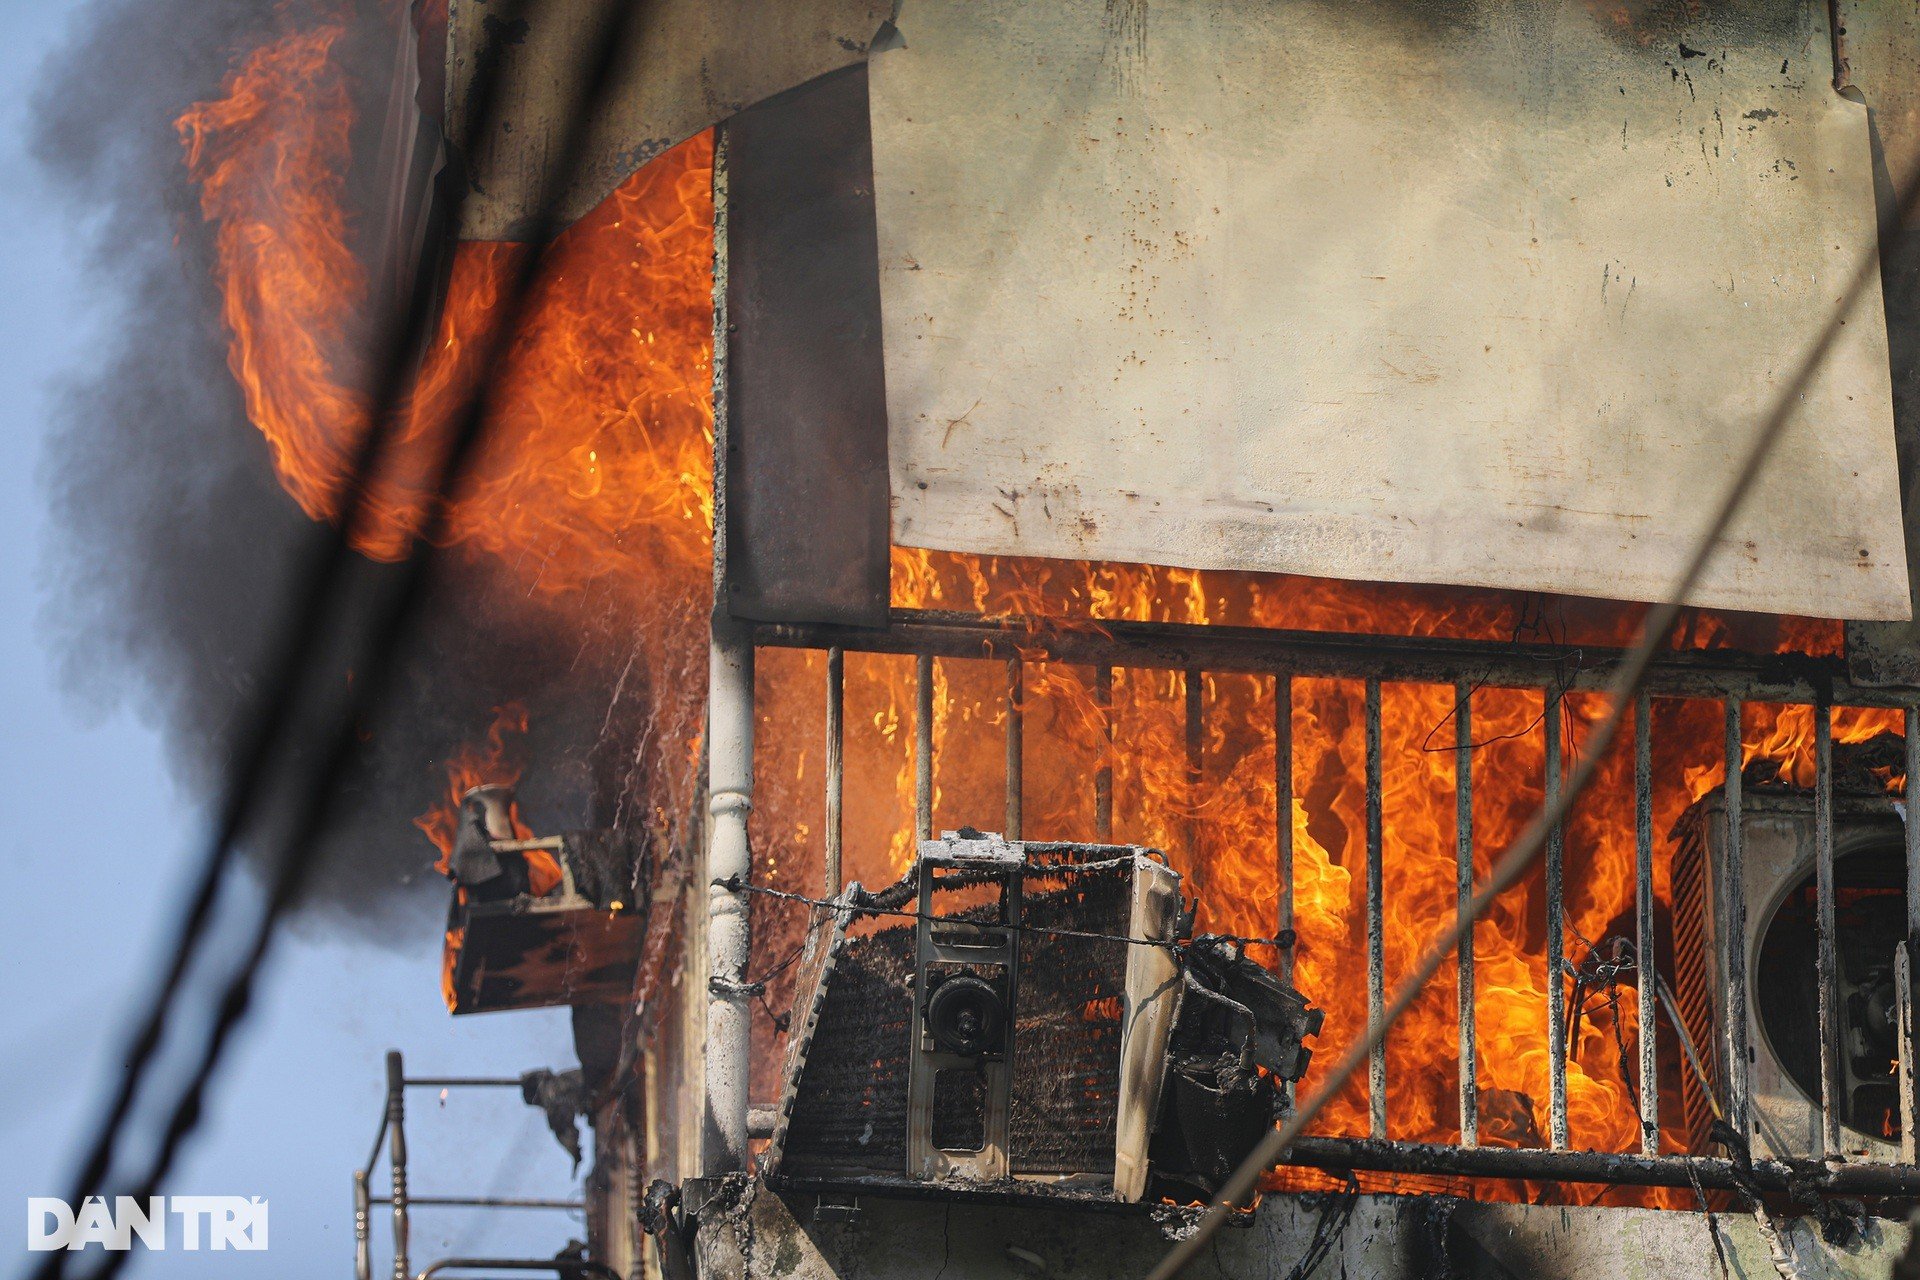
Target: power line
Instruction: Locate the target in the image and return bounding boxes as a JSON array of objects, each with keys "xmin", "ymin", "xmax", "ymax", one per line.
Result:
[
  {"xmin": 1145, "ymin": 145, "xmax": 1920, "ymax": 1280},
  {"xmin": 29, "ymin": 3, "xmax": 653, "ymax": 1275}
]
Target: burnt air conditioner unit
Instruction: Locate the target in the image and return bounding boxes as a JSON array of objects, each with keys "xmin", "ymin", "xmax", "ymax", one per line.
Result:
[
  {"xmin": 765, "ymin": 831, "xmax": 1321, "ymax": 1204},
  {"xmin": 1672, "ymin": 772, "xmax": 1907, "ymax": 1161}
]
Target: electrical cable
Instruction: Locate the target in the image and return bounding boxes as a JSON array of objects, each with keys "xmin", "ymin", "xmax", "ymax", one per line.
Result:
[
  {"xmin": 30, "ymin": 4, "xmax": 654, "ymax": 1276},
  {"xmin": 1144, "ymin": 150, "xmax": 1920, "ymax": 1280}
]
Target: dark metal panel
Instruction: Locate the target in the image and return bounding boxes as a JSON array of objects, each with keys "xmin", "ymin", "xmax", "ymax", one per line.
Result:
[{"xmin": 722, "ymin": 65, "xmax": 891, "ymax": 627}]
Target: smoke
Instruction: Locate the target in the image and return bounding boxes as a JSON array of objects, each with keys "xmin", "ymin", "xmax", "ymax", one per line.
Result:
[{"xmin": 29, "ymin": 0, "xmax": 671, "ymax": 936}]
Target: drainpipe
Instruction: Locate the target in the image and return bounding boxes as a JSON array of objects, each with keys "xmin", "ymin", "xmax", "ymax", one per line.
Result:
[{"xmin": 704, "ymin": 615, "xmax": 754, "ymax": 1175}]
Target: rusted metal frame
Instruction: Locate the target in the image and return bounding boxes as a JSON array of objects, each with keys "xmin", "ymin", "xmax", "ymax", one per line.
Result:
[
  {"xmin": 825, "ymin": 646, "xmax": 845, "ymax": 896},
  {"xmin": 1095, "ymin": 666, "xmax": 1115, "ymax": 839},
  {"xmin": 1279, "ymin": 1134, "xmax": 1920, "ymax": 1195},
  {"xmin": 915, "ymin": 653, "xmax": 934, "ymax": 842},
  {"xmin": 1906, "ymin": 708, "xmax": 1920, "ymax": 1163},
  {"xmin": 1277, "ymin": 675, "xmax": 1295, "ymax": 988},
  {"xmin": 1815, "ymin": 698, "xmax": 1840, "ymax": 1155},
  {"xmin": 387, "ymin": 1051, "xmax": 410, "ymax": 1280},
  {"xmin": 1365, "ymin": 677, "xmax": 1387, "ymax": 1140},
  {"xmin": 1635, "ymin": 692, "xmax": 1658, "ymax": 1157},
  {"xmin": 405, "ymin": 1197, "xmax": 586, "ymax": 1210},
  {"xmin": 1186, "ymin": 668, "xmax": 1205, "ymax": 893},
  {"xmin": 1455, "ymin": 681, "xmax": 1477, "ymax": 1147},
  {"xmin": 750, "ymin": 609, "xmax": 1873, "ymax": 705},
  {"xmin": 1006, "ymin": 657, "xmax": 1024, "ymax": 840},
  {"xmin": 400, "ymin": 1077, "xmax": 523, "ymax": 1089},
  {"xmin": 1545, "ymin": 692, "xmax": 1569, "ymax": 1150},
  {"xmin": 1721, "ymin": 697, "xmax": 1752, "ymax": 1140}
]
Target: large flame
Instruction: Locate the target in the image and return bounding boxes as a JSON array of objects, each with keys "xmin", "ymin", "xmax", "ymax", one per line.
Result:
[{"xmin": 181, "ymin": 12, "xmax": 1871, "ymax": 1206}]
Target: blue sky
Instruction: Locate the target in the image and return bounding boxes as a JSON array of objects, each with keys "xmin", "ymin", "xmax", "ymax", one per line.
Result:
[{"xmin": 0, "ymin": 1, "xmax": 589, "ymax": 1274}]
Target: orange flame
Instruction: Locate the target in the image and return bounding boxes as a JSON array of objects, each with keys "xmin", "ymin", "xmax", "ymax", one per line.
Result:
[{"xmin": 184, "ymin": 14, "xmax": 1867, "ymax": 1208}]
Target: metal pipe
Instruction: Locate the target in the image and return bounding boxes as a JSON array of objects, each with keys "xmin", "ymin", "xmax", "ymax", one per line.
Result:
[
  {"xmin": 915, "ymin": 653, "xmax": 934, "ymax": 842},
  {"xmin": 1544, "ymin": 691, "xmax": 1568, "ymax": 1151},
  {"xmin": 1815, "ymin": 699, "xmax": 1839, "ymax": 1155},
  {"xmin": 1635, "ymin": 692, "xmax": 1658, "ymax": 1157},
  {"xmin": 401, "ymin": 1078, "xmax": 523, "ymax": 1090},
  {"xmin": 1277, "ymin": 675, "xmax": 1295, "ymax": 988},
  {"xmin": 1095, "ymin": 666, "xmax": 1114, "ymax": 840},
  {"xmin": 1005, "ymin": 657, "xmax": 1023, "ymax": 840},
  {"xmin": 1365, "ymin": 677, "xmax": 1386, "ymax": 1140},
  {"xmin": 1454, "ymin": 680, "xmax": 1476, "ymax": 1147},
  {"xmin": 1185, "ymin": 668, "xmax": 1204, "ymax": 893},
  {"xmin": 405, "ymin": 1197, "xmax": 587, "ymax": 1210},
  {"xmin": 1278, "ymin": 1134, "xmax": 1920, "ymax": 1196},
  {"xmin": 387, "ymin": 1051, "xmax": 410, "ymax": 1280},
  {"xmin": 355, "ymin": 1170, "xmax": 372, "ymax": 1280},
  {"xmin": 704, "ymin": 616, "xmax": 755, "ymax": 1175},
  {"xmin": 1900, "ymin": 942, "xmax": 1917, "ymax": 1166},
  {"xmin": 1721, "ymin": 696, "xmax": 1751, "ymax": 1138},
  {"xmin": 825, "ymin": 646, "xmax": 844, "ymax": 896}
]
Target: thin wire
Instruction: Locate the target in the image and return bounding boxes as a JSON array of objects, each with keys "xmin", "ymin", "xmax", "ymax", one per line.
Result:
[
  {"xmin": 716, "ymin": 875, "xmax": 1293, "ymax": 954},
  {"xmin": 33, "ymin": 6, "xmax": 650, "ymax": 1276},
  {"xmin": 1145, "ymin": 149, "xmax": 1920, "ymax": 1280}
]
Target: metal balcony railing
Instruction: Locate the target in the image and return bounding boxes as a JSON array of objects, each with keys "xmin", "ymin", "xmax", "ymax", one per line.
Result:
[
  {"xmin": 750, "ymin": 607, "xmax": 1920, "ymax": 1198},
  {"xmin": 355, "ymin": 1051, "xmax": 587, "ymax": 1280}
]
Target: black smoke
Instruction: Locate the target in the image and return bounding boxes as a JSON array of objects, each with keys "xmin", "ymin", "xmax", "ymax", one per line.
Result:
[{"xmin": 29, "ymin": 0, "xmax": 671, "ymax": 936}]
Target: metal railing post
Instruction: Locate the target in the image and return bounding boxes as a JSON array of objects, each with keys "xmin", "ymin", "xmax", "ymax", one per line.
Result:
[
  {"xmin": 386, "ymin": 1050, "xmax": 409, "ymax": 1280},
  {"xmin": 1814, "ymin": 700, "xmax": 1839, "ymax": 1155},
  {"xmin": 1365, "ymin": 677, "xmax": 1386, "ymax": 1139},
  {"xmin": 354, "ymin": 1169, "xmax": 372, "ymax": 1280},
  {"xmin": 1634, "ymin": 693, "xmax": 1659, "ymax": 1157},
  {"xmin": 1005, "ymin": 657, "xmax": 1024, "ymax": 840},
  {"xmin": 825, "ymin": 646, "xmax": 844, "ymax": 896},
  {"xmin": 915, "ymin": 653, "xmax": 934, "ymax": 842},
  {"xmin": 1455, "ymin": 681, "xmax": 1477, "ymax": 1147},
  {"xmin": 1545, "ymin": 692, "xmax": 1569, "ymax": 1150}
]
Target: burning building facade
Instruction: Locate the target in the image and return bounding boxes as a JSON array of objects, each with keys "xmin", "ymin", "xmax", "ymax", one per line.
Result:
[{"xmin": 143, "ymin": 0, "xmax": 1920, "ymax": 1275}]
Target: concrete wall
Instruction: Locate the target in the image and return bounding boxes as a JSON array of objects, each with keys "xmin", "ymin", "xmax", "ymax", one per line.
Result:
[{"xmin": 690, "ymin": 1179, "xmax": 1910, "ymax": 1280}]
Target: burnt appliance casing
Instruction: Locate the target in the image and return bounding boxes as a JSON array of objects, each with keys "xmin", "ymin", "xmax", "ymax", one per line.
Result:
[
  {"xmin": 768, "ymin": 834, "xmax": 1186, "ymax": 1199},
  {"xmin": 1672, "ymin": 786, "xmax": 1906, "ymax": 1160},
  {"xmin": 768, "ymin": 831, "xmax": 1320, "ymax": 1202},
  {"xmin": 443, "ymin": 786, "xmax": 645, "ymax": 1015}
]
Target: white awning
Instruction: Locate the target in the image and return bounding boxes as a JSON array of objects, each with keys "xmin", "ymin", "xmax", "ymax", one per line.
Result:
[{"xmin": 872, "ymin": 0, "xmax": 1910, "ymax": 620}]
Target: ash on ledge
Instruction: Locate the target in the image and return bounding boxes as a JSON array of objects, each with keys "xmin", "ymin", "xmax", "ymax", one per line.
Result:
[{"xmin": 766, "ymin": 830, "xmax": 1322, "ymax": 1205}]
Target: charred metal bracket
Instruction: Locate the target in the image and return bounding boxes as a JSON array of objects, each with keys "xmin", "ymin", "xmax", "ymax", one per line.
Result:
[{"xmin": 906, "ymin": 832, "xmax": 1025, "ymax": 1183}]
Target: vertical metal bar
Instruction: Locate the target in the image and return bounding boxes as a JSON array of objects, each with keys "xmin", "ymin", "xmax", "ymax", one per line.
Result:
[
  {"xmin": 1186, "ymin": 668, "xmax": 1205, "ymax": 892},
  {"xmin": 1545, "ymin": 692, "xmax": 1569, "ymax": 1151},
  {"xmin": 354, "ymin": 1170, "xmax": 372, "ymax": 1280},
  {"xmin": 915, "ymin": 653, "xmax": 934, "ymax": 843},
  {"xmin": 1366, "ymin": 678, "xmax": 1387, "ymax": 1140},
  {"xmin": 1635, "ymin": 693, "xmax": 1659, "ymax": 1157},
  {"xmin": 1722, "ymin": 696, "xmax": 1752, "ymax": 1140},
  {"xmin": 1907, "ymin": 707, "xmax": 1920, "ymax": 1163},
  {"xmin": 386, "ymin": 1051, "xmax": 409, "ymax": 1280},
  {"xmin": 1455, "ymin": 681, "xmax": 1477, "ymax": 1147},
  {"xmin": 1900, "ymin": 942, "xmax": 1917, "ymax": 1165},
  {"xmin": 1815, "ymin": 700, "xmax": 1840, "ymax": 1156},
  {"xmin": 824, "ymin": 647, "xmax": 844, "ymax": 897},
  {"xmin": 1005, "ymin": 657, "xmax": 1024, "ymax": 840},
  {"xmin": 1095, "ymin": 666, "xmax": 1115, "ymax": 840},
  {"xmin": 1277, "ymin": 675, "xmax": 1295, "ymax": 988}
]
